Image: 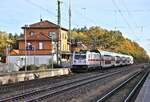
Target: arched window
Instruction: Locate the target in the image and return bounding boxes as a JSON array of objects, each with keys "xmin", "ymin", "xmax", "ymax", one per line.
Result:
[{"xmin": 29, "ymin": 32, "xmax": 34, "ymax": 36}]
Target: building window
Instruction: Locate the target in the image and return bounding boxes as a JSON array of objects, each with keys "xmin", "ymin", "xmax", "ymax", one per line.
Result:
[
  {"xmin": 48, "ymin": 32, "xmax": 56, "ymax": 40},
  {"xmin": 61, "ymin": 33, "xmax": 63, "ymax": 39},
  {"xmin": 64, "ymin": 33, "xmax": 67, "ymax": 39},
  {"xmin": 62, "ymin": 33, "xmax": 66, "ymax": 39},
  {"xmin": 39, "ymin": 42, "xmax": 43, "ymax": 49},
  {"xmin": 48, "ymin": 32, "xmax": 56, "ymax": 37},
  {"xmin": 63, "ymin": 33, "xmax": 65, "ymax": 39},
  {"xmin": 63, "ymin": 44, "xmax": 65, "ymax": 50},
  {"xmin": 29, "ymin": 32, "xmax": 34, "ymax": 36},
  {"xmin": 26, "ymin": 42, "xmax": 32, "ymax": 50}
]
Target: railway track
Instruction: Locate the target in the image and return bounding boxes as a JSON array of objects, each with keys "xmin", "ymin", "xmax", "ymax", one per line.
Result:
[
  {"xmin": 96, "ymin": 69, "xmax": 149, "ymax": 102},
  {"xmin": 0, "ymin": 72, "xmax": 102, "ymax": 96},
  {"xmin": 0, "ymin": 68, "xmax": 132, "ymax": 102},
  {"xmin": 0, "ymin": 64, "xmax": 142, "ymax": 96},
  {"xmin": 0, "ymin": 65, "xmax": 135, "ymax": 99}
]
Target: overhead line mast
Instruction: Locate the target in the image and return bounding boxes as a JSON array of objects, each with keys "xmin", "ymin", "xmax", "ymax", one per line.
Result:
[
  {"xmin": 69, "ymin": 0, "xmax": 71, "ymax": 42},
  {"xmin": 69, "ymin": 0, "xmax": 72, "ymax": 67},
  {"xmin": 57, "ymin": 0, "xmax": 62, "ymax": 65}
]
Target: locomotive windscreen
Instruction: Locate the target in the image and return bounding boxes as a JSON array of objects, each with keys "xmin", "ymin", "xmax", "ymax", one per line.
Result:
[{"xmin": 74, "ymin": 52, "xmax": 86, "ymax": 60}]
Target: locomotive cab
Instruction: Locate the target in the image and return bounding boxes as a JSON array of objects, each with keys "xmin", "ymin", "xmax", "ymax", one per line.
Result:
[{"xmin": 71, "ymin": 51, "xmax": 88, "ymax": 72}]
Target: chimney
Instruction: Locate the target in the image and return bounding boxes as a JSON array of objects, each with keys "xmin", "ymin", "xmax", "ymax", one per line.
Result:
[{"xmin": 40, "ymin": 19, "xmax": 43, "ymax": 22}]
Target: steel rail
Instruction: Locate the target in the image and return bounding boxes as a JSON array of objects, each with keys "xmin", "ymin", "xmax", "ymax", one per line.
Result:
[
  {"xmin": 0, "ymin": 64, "xmax": 138, "ymax": 93},
  {"xmin": 96, "ymin": 71, "xmax": 141, "ymax": 102},
  {"xmin": 0, "ymin": 72, "xmax": 100, "ymax": 94},
  {"xmin": 0, "ymin": 69, "xmax": 128, "ymax": 102},
  {"xmin": 124, "ymin": 70, "xmax": 149, "ymax": 102},
  {"xmin": 26, "ymin": 69, "xmax": 129, "ymax": 102}
]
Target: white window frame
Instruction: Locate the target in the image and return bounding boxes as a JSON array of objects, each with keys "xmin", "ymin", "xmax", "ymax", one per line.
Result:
[
  {"xmin": 27, "ymin": 42, "xmax": 32, "ymax": 50},
  {"xmin": 39, "ymin": 42, "xmax": 43, "ymax": 50}
]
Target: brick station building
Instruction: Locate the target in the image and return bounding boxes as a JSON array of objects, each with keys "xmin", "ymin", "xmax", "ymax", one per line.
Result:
[{"xmin": 9, "ymin": 19, "xmax": 70, "ymax": 66}]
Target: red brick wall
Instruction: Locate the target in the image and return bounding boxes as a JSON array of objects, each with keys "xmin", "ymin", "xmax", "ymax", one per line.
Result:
[
  {"xmin": 18, "ymin": 21, "xmax": 68, "ymax": 55},
  {"xmin": 19, "ymin": 40, "xmax": 52, "ymax": 55},
  {"xmin": 18, "ymin": 27, "xmax": 57, "ymax": 55},
  {"xmin": 24, "ymin": 28, "xmax": 59, "ymax": 38}
]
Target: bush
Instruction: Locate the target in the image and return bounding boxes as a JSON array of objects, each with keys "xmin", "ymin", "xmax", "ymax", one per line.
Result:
[
  {"xmin": 19, "ymin": 64, "xmax": 38, "ymax": 71},
  {"xmin": 48, "ymin": 59, "xmax": 62, "ymax": 68},
  {"xmin": 39, "ymin": 64, "xmax": 47, "ymax": 70},
  {"xmin": 28, "ymin": 64, "xmax": 38, "ymax": 70},
  {"xmin": 0, "ymin": 53, "xmax": 6, "ymax": 63},
  {"xmin": 48, "ymin": 63, "xmax": 62, "ymax": 68}
]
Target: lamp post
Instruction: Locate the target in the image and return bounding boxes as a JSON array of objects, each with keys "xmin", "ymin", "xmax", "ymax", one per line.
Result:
[
  {"xmin": 7, "ymin": 44, "xmax": 11, "ymax": 64},
  {"xmin": 6, "ymin": 40, "xmax": 11, "ymax": 64},
  {"xmin": 33, "ymin": 45, "xmax": 36, "ymax": 65},
  {"xmin": 49, "ymin": 32, "xmax": 55, "ymax": 70},
  {"xmin": 5, "ymin": 44, "xmax": 9, "ymax": 72},
  {"xmin": 24, "ymin": 25, "xmax": 27, "ymax": 71},
  {"xmin": 51, "ymin": 34, "xmax": 54, "ymax": 70},
  {"xmin": 82, "ymin": 8, "xmax": 86, "ymax": 15}
]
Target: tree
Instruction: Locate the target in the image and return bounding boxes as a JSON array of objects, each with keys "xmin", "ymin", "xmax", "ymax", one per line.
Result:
[
  {"xmin": 71, "ymin": 26, "xmax": 149, "ymax": 63},
  {"xmin": 9, "ymin": 33, "xmax": 19, "ymax": 49},
  {"xmin": 0, "ymin": 31, "xmax": 13, "ymax": 50}
]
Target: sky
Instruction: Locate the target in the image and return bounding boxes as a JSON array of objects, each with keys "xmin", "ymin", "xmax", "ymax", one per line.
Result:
[{"xmin": 0, "ymin": 0, "xmax": 150, "ymax": 55}]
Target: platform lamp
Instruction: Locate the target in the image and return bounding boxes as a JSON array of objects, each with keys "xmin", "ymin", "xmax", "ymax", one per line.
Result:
[{"xmin": 49, "ymin": 32, "xmax": 56, "ymax": 70}]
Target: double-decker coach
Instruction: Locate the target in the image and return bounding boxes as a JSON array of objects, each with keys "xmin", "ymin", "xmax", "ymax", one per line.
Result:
[{"xmin": 71, "ymin": 49, "xmax": 133, "ymax": 72}]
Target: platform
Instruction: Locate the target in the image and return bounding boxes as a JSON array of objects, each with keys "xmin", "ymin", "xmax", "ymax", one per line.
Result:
[
  {"xmin": 135, "ymin": 72, "xmax": 150, "ymax": 102},
  {"xmin": 0, "ymin": 68, "xmax": 71, "ymax": 85}
]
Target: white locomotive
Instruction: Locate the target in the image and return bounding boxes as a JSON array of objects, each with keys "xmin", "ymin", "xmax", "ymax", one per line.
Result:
[{"xmin": 71, "ymin": 50, "xmax": 133, "ymax": 72}]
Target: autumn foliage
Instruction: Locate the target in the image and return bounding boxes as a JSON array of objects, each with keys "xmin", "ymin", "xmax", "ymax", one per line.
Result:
[{"xmin": 72, "ymin": 26, "xmax": 149, "ymax": 63}]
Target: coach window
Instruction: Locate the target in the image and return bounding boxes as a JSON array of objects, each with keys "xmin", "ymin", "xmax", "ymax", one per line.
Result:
[
  {"xmin": 104, "ymin": 55, "xmax": 111, "ymax": 64},
  {"xmin": 116, "ymin": 56, "xmax": 120, "ymax": 63}
]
